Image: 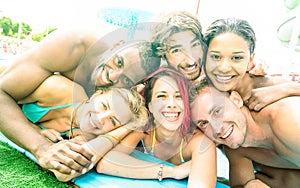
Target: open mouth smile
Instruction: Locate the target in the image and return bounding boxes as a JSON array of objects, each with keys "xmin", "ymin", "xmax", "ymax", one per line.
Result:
[{"xmin": 220, "ymin": 126, "xmax": 233, "ymax": 139}]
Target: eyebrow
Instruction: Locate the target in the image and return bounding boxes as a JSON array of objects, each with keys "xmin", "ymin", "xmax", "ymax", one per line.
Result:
[
  {"xmin": 168, "ymin": 36, "xmax": 200, "ymax": 49},
  {"xmin": 232, "ymin": 51, "xmax": 246, "ymax": 54}
]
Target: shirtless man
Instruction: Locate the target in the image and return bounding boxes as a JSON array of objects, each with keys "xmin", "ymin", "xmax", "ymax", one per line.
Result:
[
  {"xmin": 0, "ymin": 25, "xmax": 160, "ymax": 177},
  {"xmin": 189, "ymin": 76, "xmax": 300, "ymax": 188}
]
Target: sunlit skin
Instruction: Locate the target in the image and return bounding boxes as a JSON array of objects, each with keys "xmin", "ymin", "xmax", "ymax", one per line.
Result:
[
  {"xmin": 205, "ymin": 33, "xmax": 255, "ymax": 91},
  {"xmin": 190, "ymin": 86, "xmax": 247, "ymax": 149},
  {"xmin": 165, "ymin": 30, "xmax": 203, "ymax": 81},
  {"xmin": 148, "ymin": 76, "xmax": 184, "ymax": 131},
  {"xmin": 95, "ymin": 47, "xmax": 147, "ymax": 88},
  {"xmin": 76, "ymin": 91, "xmax": 132, "ymax": 135}
]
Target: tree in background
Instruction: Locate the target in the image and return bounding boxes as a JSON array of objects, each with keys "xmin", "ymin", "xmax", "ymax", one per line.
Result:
[{"xmin": 0, "ymin": 16, "xmax": 57, "ymax": 42}]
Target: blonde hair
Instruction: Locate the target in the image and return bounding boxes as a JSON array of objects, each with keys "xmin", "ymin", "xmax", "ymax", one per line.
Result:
[
  {"xmin": 91, "ymin": 87, "xmax": 149, "ymax": 128},
  {"xmin": 71, "ymin": 87, "xmax": 149, "ymax": 137}
]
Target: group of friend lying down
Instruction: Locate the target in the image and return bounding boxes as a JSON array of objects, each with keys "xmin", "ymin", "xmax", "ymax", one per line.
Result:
[{"xmin": 0, "ymin": 10, "xmax": 300, "ymax": 188}]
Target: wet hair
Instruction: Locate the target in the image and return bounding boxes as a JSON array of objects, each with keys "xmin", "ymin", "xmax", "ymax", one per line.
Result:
[
  {"xmin": 142, "ymin": 66, "xmax": 191, "ymax": 139},
  {"xmin": 204, "ymin": 18, "xmax": 256, "ymax": 54},
  {"xmin": 91, "ymin": 40, "xmax": 161, "ymax": 88},
  {"xmin": 189, "ymin": 75, "xmax": 210, "ymax": 104},
  {"xmin": 189, "ymin": 75, "xmax": 230, "ymax": 104},
  {"xmin": 152, "ymin": 11, "xmax": 207, "ymax": 60}
]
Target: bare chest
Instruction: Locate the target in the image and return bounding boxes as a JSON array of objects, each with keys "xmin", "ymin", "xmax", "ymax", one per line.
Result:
[{"xmin": 241, "ymin": 147, "xmax": 300, "ymax": 169}]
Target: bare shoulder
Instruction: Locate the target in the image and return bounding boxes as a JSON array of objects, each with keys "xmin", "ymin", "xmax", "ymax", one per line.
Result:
[
  {"xmin": 264, "ymin": 97, "xmax": 300, "ymax": 150},
  {"xmin": 189, "ymin": 129, "xmax": 215, "ymax": 150},
  {"xmin": 267, "ymin": 96, "xmax": 300, "ymax": 120}
]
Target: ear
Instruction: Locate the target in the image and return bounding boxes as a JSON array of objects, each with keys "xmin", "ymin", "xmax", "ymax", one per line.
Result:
[
  {"xmin": 148, "ymin": 101, "xmax": 154, "ymax": 113},
  {"xmin": 132, "ymin": 84, "xmax": 145, "ymax": 93},
  {"xmin": 229, "ymin": 91, "xmax": 243, "ymax": 108},
  {"xmin": 246, "ymin": 52, "xmax": 255, "ymax": 72}
]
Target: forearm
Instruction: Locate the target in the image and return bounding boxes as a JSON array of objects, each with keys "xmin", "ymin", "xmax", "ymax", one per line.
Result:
[
  {"xmin": 83, "ymin": 127, "xmax": 132, "ymax": 163},
  {"xmin": 281, "ymin": 82, "xmax": 300, "ymax": 97},
  {"xmin": 232, "ymin": 179, "xmax": 270, "ymax": 188},
  {"xmin": 0, "ymin": 92, "xmax": 52, "ymax": 157},
  {"xmin": 97, "ymin": 150, "xmax": 174, "ymax": 180},
  {"xmin": 107, "ymin": 126, "xmax": 132, "ymax": 141}
]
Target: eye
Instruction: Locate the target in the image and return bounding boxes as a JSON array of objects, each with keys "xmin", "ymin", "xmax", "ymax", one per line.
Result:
[
  {"xmin": 232, "ymin": 56, "xmax": 244, "ymax": 62},
  {"xmin": 210, "ymin": 54, "xmax": 221, "ymax": 61},
  {"xmin": 114, "ymin": 56, "xmax": 124, "ymax": 68},
  {"xmin": 156, "ymin": 93, "xmax": 167, "ymax": 100},
  {"xmin": 175, "ymin": 93, "xmax": 182, "ymax": 99},
  {"xmin": 169, "ymin": 47, "xmax": 181, "ymax": 54},
  {"xmin": 212, "ymin": 106, "xmax": 223, "ymax": 118},
  {"xmin": 192, "ymin": 40, "xmax": 201, "ymax": 47},
  {"xmin": 197, "ymin": 120, "xmax": 209, "ymax": 129},
  {"xmin": 110, "ymin": 117, "xmax": 117, "ymax": 126},
  {"xmin": 101, "ymin": 102, "xmax": 108, "ymax": 110}
]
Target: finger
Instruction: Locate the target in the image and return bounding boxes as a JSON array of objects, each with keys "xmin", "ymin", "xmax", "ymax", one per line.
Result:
[
  {"xmin": 254, "ymin": 104, "xmax": 263, "ymax": 111},
  {"xmin": 64, "ymin": 142, "xmax": 94, "ymax": 168},
  {"xmin": 41, "ymin": 129, "xmax": 63, "ymax": 142},
  {"xmin": 247, "ymin": 100, "xmax": 257, "ymax": 110},
  {"xmin": 50, "ymin": 141, "xmax": 92, "ymax": 173},
  {"xmin": 255, "ymin": 173, "xmax": 274, "ymax": 186},
  {"xmin": 68, "ymin": 141, "xmax": 94, "ymax": 161},
  {"xmin": 47, "ymin": 160, "xmax": 74, "ymax": 174}
]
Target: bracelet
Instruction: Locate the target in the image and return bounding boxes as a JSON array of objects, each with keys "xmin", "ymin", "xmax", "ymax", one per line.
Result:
[
  {"xmin": 106, "ymin": 134, "xmax": 122, "ymax": 143},
  {"xmin": 157, "ymin": 164, "xmax": 164, "ymax": 181},
  {"xmin": 97, "ymin": 135, "xmax": 117, "ymax": 147}
]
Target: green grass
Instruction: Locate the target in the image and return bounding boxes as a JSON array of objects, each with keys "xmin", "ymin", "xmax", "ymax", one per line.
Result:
[{"xmin": 0, "ymin": 142, "xmax": 73, "ymax": 188}]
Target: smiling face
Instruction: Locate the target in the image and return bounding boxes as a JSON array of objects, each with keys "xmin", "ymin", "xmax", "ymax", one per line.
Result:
[
  {"xmin": 79, "ymin": 90, "xmax": 132, "ymax": 135},
  {"xmin": 165, "ymin": 30, "xmax": 203, "ymax": 81},
  {"xmin": 95, "ymin": 46, "xmax": 147, "ymax": 88},
  {"xmin": 190, "ymin": 86, "xmax": 247, "ymax": 148},
  {"xmin": 205, "ymin": 33, "xmax": 254, "ymax": 91},
  {"xmin": 148, "ymin": 76, "xmax": 184, "ymax": 131}
]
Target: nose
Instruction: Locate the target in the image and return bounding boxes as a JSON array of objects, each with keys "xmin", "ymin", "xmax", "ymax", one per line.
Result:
[
  {"xmin": 96, "ymin": 110, "xmax": 112, "ymax": 126},
  {"xmin": 182, "ymin": 49, "xmax": 195, "ymax": 66},
  {"xmin": 210, "ymin": 120, "xmax": 223, "ymax": 139},
  {"xmin": 167, "ymin": 97, "xmax": 177, "ymax": 108},
  {"xmin": 108, "ymin": 69, "xmax": 122, "ymax": 83},
  {"xmin": 218, "ymin": 58, "xmax": 232, "ymax": 73}
]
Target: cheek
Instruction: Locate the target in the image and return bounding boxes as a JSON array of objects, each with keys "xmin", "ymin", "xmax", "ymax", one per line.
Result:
[
  {"xmin": 79, "ymin": 118, "xmax": 89, "ymax": 132},
  {"xmin": 166, "ymin": 54, "xmax": 181, "ymax": 67},
  {"xmin": 177, "ymin": 100, "xmax": 184, "ymax": 110},
  {"xmin": 192, "ymin": 47, "xmax": 203, "ymax": 59},
  {"xmin": 233, "ymin": 63, "xmax": 248, "ymax": 76},
  {"xmin": 202, "ymin": 128, "xmax": 214, "ymax": 139},
  {"xmin": 205, "ymin": 59, "xmax": 216, "ymax": 71}
]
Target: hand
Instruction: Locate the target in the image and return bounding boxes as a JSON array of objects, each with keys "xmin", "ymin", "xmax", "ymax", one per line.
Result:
[
  {"xmin": 171, "ymin": 161, "xmax": 191, "ymax": 180},
  {"xmin": 246, "ymin": 86, "xmax": 282, "ymax": 111},
  {"xmin": 36, "ymin": 139, "xmax": 94, "ymax": 177},
  {"xmin": 244, "ymin": 179, "xmax": 270, "ymax": 188},
  {"xmin": 40, "ymin": 129, "xmax": 63, "ymax": 142},
  {"xmin": 248, "ymin": 57, "xmax": 269, "ymax": 76},
  {"xmin": 124, "ymin": 121, "xmax": 146, "ymax": 131},
  {"xmin": 254, "ymin": 163, "xmax": 300, "ymax": 188}
]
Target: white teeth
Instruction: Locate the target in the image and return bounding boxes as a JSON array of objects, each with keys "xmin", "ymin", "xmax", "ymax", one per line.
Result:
[
  {"xmin": 183, "ymin": 65, "xmax": 196, "ymax": 71},
  {"xmin": 162, "ymin": 112, "xmax": 179, "ymax": 118},
  {"xmin": 101, "ymin": 70, "xmax": 109, "ymax": 83},
  {"xmin": 216, "ymin": 75, "xmax": 232, "ymax": 80},
  {"xmin": 221, "ymin": 126, "xmax": 233, "ymax": 139}
]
